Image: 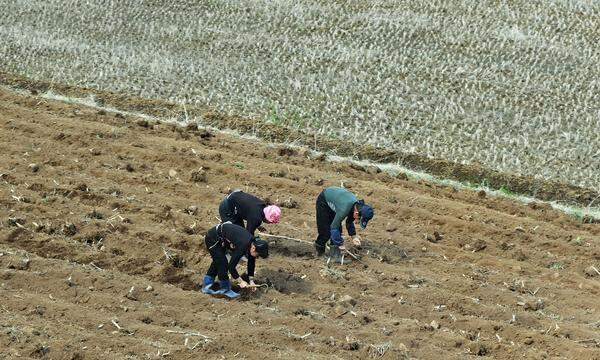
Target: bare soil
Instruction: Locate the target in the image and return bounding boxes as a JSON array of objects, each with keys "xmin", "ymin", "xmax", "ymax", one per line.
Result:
[{"xmin": 1, "ymin": 87, "xmax": 599, "ymax": 359}]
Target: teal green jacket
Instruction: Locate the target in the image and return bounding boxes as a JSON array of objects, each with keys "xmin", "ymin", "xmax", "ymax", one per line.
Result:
[{"xmin": 323, "ymin": 187, "xmax": 357, "ymax": 236}]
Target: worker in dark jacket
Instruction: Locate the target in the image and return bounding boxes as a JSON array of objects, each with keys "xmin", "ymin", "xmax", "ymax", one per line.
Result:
[
  {"xmin": 315, "ymin": 187, "xmax": 374, "ymax": 264},
  {"xmin": 219, "ymin": 190, "xmax": 281, "ymax": 235},
  {"xmin": 202, "ymin": 222, "xmax": 269, "ymax": 299}
]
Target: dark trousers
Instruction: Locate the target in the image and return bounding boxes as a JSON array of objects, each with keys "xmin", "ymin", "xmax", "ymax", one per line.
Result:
[
  {"xmin": 205, "ymin": 227, "xmax": 228, "ymax": 281},
  {"xmin": 219, "ymin": 197, "xmax": 244, "ymax": 227},
  {"xmin": 315, "ymin": 191, "xmax": 336, "ymax": 249}
]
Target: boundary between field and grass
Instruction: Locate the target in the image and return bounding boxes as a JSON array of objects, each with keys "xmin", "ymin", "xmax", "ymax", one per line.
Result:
[{"xmin": 0, "ymin": 74, "xmax": 598, "ymax": 222}]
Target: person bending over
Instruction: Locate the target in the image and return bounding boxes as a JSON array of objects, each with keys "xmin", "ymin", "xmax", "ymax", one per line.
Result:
[
  {"xmin": 315, "ymin": 186, "xmax": 374, "ymax": 264},
  {"xmin": 202, "ymin": 222, "xmax": 269, "ymax": 299},
  {"xmin": 219, "ymin": 190, "xmax": 281, "ymax": 235}
]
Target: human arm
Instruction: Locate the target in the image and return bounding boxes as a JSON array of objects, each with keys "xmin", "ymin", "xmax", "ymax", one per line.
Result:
[
  {"xmin": 227, "ymin": 246, "xmax": 245, "ymax": 280},
  {"xmin": 246, "ymin": 215, "xmax": 261, "ymax": 236},
  {"xmin": 239, "ymin": 254, "xmax": 257, "ymax": 291},
  {"xmin": 346, "ymin": 212, "xmax": 356, "ymax": 237}
]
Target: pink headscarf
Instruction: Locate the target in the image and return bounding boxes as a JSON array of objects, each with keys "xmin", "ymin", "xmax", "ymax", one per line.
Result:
[{"xmin": 263, "ymin": 205, "xmax": 281, "ymax": 223}]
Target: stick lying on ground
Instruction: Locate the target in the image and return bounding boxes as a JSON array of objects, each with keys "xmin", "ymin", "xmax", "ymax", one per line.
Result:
[
  {"xmin": 259, "ymin": 232, "xmax": 364, "ymax": 262},
  {"xmin": 257, "ymin": 232, "xmax": 313, "ymax": 245},
  {"xmin": 245, "ymin": 283, "xmax": 269, "ymax": 289},
  {"xmin": 166, "ymin": 330, "xmax": 212, "ymax": 340},
  {"xmin": 343, "ymin": 249, "xmax": 361, "ymax": 261}
]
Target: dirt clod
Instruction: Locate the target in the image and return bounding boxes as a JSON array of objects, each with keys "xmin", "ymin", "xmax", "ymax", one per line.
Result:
[
  {"xmin": 31, "ymin": 344, "xmax": 50, "ymax": 358},
  {"xmin": 62, "ymin": 223, "xmax": 78, "ymax": 236},
  {"xmin": 426, "ymin": 231, "xmax": 443, "ymax": 243},
  {"xmin": 468, "ymin": 343, "xmax": 488, "ymax": 356},
  {"xmin": 29, "ymin": 163, "xmax": 40, "ymax": 172},
  {"xmin": 74, "ymin": 183, "xmax": 89, "ymax": 192},
  {"xmin": 190, "ymin": 168, "xmax": 207, "ymax": 183},
  {"xmin": 523, "ymin": 299, "xmax": 545, "ymax": 311},
  {"xmin": 186, "ymin": 205, "xmax": 198, "ymax": 215},
  {"xmin": 7, "ymin": 217, "xmax": 25, "ymax": 227},
  {"xmin": 472, "ymin": 240, "xmax": 487, "ymax": 252},
  {"xmin": 514, "ymin": 250, "xmax": 528, "ymax": 261},
  {"xmin": 10, "ymin": 257, "xmax": 31, "ymax": 270},
  {"xmin": 278, "ymin": 147, "xmax": 298, "ymax": 157},
  {"xmin": 280, "ymin": 198, "xmax": 299, "ymax": 209},
  {"xmin": 396, "ymin": 172, "xmax": 409, "ymax": 181},
  {"xmin": 342, "ymin": 341, "xmax": 361, "ymax": 351},
  {"xmin": 339, "ymin": 294, "xmax": 357, "ymax": 307},
  {"xmin": 198, "ymin": 129, "xmax": 213, "ymax": 140},
  {"xmin": 126, "ymin": 286, "xmax": 140, "ymax": 301},
  {"xmin": 269, "ymin": 170, "xmax": 287, "ymax": 178},
  {"xmin": 584, "ymin": 266, "xmax": 600, "ymax": 277}
]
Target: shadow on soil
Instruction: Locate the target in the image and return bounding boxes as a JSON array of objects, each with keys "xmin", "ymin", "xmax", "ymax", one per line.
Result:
[{"xmin": 259, "ymin": 268, "xmax": 312, "ymax": 295}]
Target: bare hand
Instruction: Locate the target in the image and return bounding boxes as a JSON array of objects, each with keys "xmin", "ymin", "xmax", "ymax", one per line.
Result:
[{"xmin": 238, "ymin": 279, "xmax": 249, "ymax": 288}]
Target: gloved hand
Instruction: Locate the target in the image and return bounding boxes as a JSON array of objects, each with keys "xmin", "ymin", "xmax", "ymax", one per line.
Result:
[
  {"xmin": 248, "ymin": 279, "xmax": 257, "ymax": 292},
  {"xmin": 239, "ymin": 275, "xmax": 257, "ymax": 292},
  {"xmin": 351, "ymin": 235, "xmax": 362, "ymax": 246},
  {"xmin": 238, "ymin": 279, "xmax": 250, "ymax": 288},
  {"xmin": 330, "ymin": 228, "xmax": 344, "ymax": 246}
]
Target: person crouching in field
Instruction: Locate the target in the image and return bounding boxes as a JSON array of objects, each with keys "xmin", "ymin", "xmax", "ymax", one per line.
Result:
[
  {"xmin": 315, "ymin": 186, "xmax": 374, "ymax": 264},
  {"xmin": 202, "ymin": 222, "xmax": 269, "ymax": 299},
  {"xmin": 219, "ymin": 190, "xmax": 281, "ymax": 235}
]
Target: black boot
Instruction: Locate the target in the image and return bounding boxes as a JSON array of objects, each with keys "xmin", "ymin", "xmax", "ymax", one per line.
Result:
[
  {"xmin": 315, "ymin": 243, "xmax": 325, "ymax": 257},
  {"xmin": 329, "ymin": 245, "xmax": 352, "ymax": 265}
]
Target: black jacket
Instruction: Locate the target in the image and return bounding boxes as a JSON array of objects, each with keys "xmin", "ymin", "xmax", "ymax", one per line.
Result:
[
  {"xmin": 218, "ymin": 222, "xmax": 255, "ymax": 279},
  {"xmin": 227, "ymin": 191, "xmax": 267, "ymax": 235}
]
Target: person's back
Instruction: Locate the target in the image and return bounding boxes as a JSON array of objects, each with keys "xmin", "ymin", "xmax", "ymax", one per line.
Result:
[
  {"xmin": 314, "ymin": 187, "xmax": 374, "ymax": 263},
  {"xmin": 228, "ymin": 191, "xmax": 266, "ymax": 226},
  {"xmin": 323, "ymin": 187, "xmax": 357, "ymax": 219},
  {"xmin": 220, "ymin": 222, "xmax": 253, "ymax": 251},
  {"xmin": 220, "ymin": 190, "xmax": 280, "ymax": 235}
]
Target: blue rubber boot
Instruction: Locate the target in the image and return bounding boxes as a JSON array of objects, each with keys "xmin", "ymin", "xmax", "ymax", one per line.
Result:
[
  {"xmin": 215, "ymin": 280, "xmax": 240, "ymax": 299},
  {"xmin": 201, "ymin": 275, "xmax": 216, "ymax": 295}
]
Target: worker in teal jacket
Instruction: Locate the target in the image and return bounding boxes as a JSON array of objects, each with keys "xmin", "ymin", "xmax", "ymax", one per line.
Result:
[{"xmin": 314, "ymin": 187, "xmax": 374, "ymax": 264}]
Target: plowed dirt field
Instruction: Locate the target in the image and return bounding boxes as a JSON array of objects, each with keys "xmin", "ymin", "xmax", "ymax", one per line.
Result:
[{"xmin": 1, "ymin": 88, "xmax": 599, "ymax": 359}]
